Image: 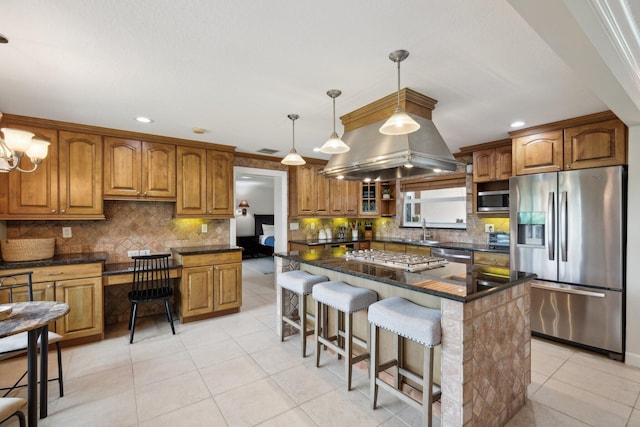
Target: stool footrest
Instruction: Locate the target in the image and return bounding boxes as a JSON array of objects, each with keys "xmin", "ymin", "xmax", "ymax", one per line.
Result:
[{"xmin": 375, "ymin": 378, "xmax": 442, "ymax": 410}]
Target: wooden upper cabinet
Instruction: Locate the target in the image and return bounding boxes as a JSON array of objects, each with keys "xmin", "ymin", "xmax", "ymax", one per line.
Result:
[
  {"xmin": 495, "ymin": 145, "xmax": 513, "ymax": 180},
  {"xmin": 290, "ymin": 164, "xmax": 330, "ymax": 217},
  {"xmin": 329, "ymin": 179, "xmax": 359, "ymax": 216},
  {"xmin": 206, "ymin": 150, "xmax": 234, "ymax": 216},
  {"xmin": 176, "ymin": 146, "xmax": 234, "ymax": 218},
  {"xmin": 473, "ymin": 148, "xmax": 495, "ymax": 182},
  {"xmin": 0, "ymin": 127, "xmax": 103, "ymax": 219},
  {"xmin": 513, "ymin": 130, "xmax": 563, "ymax": 175},
  {"xmin": 0, "ymin": 124, "xmax": 59, "ymax": 217},
  {"xmin": 511, "ymin": 114, "xmax": 627, "ymax": 175},
  {"xmin": 58, "ymin": 131, "xmax": 104, "ymax": 217},
  {"xmin": 176, "ymin": 146, "xmax": 207, "ymax": 216},
  {"xmin": 563, "ymin": 119, "xmax": 626, "ymax": 170},
  {"xmin": 104, "ymin": 138, "xmax": 176, "ymax": 200}
]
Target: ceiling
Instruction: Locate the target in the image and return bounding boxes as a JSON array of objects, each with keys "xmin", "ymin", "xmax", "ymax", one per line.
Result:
[{"xmin": 1, "ymin": 1, "xmax": 639, "ymax": 161}]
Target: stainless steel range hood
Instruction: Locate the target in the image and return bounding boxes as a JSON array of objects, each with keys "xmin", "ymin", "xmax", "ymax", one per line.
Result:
[{"xmin": 321, "ymin": 113, "xmax": 461, "ymax": 181}]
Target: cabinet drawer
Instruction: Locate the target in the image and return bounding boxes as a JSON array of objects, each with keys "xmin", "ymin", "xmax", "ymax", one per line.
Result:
[
  {"xmin": 1, "ymin": 263, "xmax": 102, "ymax": 283},
  {"xmin": 474, "ymin": 252, "xmax": 509, "ymax": 268},
  {"xmin": 406, "ymin": 245, "xmax": 431, "ymax": 256},
  {"xmin": 180, "ymin": 251, "xmax": 242, "ymax": 267},
  {"xmin": 385, "ymin": 243, "xmax": 406, "ymax": 253}
]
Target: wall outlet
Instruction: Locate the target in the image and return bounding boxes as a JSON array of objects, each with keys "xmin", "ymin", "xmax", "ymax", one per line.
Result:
[
  {"xmin": 201, "ymin": 224, "xmax": 208, "ymax": 233},
  {"xmin": 127, "ymin": 250, "xmax": 140, "ymax": 257},
  {"xmin": 310, "ymin": 222, "xmax": 315, "ymax": 230},
  {"xmin": 289, "ymin": 222, "xmax": 299, "ymax": 231},
  {"xmin": 139, "ymin": 249, "xmax": 150, "ymax": 255},
  {"xmin": 485, "ymin": 224, "xmax": 495, "ymax": 232},
  {"xmin": 62, "ymin": 226, "xmax": 72, "ymax": 238}
]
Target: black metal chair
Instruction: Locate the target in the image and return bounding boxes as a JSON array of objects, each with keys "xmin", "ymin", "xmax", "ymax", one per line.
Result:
[
  {"xmin": 0, "ymin": 272, "xmax": 65, "ymax": 398},
  {"xmin": 128, "ymin": 254, "xmax": 176, "ymax": 343},
  {"xmin": 0, "ymin": 397, "xmax": 26, "ymax": 426}
]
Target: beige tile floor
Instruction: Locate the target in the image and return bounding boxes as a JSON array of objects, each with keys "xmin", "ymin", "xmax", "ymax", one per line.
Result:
[{"xmin": 2, "ymin": 258, "xmax": 640, "ymax": 426}]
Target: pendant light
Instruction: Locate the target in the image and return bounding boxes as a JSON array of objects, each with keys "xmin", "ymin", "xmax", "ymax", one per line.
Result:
[
  {"xmin": 379, "ymin": 50, "xmax": 421, "ymax": 136},
  {"xmin": 281, "ymin": 114, "xmax": 306, "ymax": 165},
  {"xmin": 319, "ymin": 89, "xmax": 349, "ymax": 154}
]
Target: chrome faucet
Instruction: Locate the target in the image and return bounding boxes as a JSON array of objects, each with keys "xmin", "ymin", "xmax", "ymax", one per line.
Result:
[{"xmin": 422, "ymin": 218, "xmax": 430, "ymax": 240}]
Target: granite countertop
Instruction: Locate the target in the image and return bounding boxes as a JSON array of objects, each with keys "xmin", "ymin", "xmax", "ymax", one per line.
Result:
[
  {"xmin": 289, "ymin": 237, "xmax": 509, "ymax": 254},
  {"xmin": 289, "ymin": 238, "xmax": 368, "ymax": 246},
  {"xmin": 170, "ymin": 245, "xmax": 243, "ymax": 255},
  {"xmin": 0, "ymin": 252, "xmax": 108, "ymax": 270},
  {"xmin": 275, "ymin": 248, "xmax": 534, "ymax": 302}
]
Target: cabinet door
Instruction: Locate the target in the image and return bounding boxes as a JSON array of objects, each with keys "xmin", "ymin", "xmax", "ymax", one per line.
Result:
[
  {"xmin": 513, "ymin": 130, "xmax": 563, "ymax": 175},
  {"xmin": 296, "ymin": 164, "xmax": 318, "ymax": 216},
  {"xmin": 103, "ymin": 137, "xmax": 142, "ymax": 198},
  {"xmin": 3, "ymin": 125, "xmax": 59, "ymax": 216},
  {"xmin": 54, "ymin": 276, "xmax": 103, "ymax": 340},
  {"xmin": 143, "ymin": 141, "xmax": 176, "ymax": 199},
  {"xmin": 315, "ymin": 170, "xmax": 330, "ymax": 216},
  {"xmin": 473, "ymin": 148, "xmax": 496, "ymax": 182},
  {"xmin": 206, "ymin": 150, "xmax": 234, "ymax": 216},
  {"xmin": 344, "ymin": 181, "xmax": 360, "ymax": 216},
  {"xmin": 176, "ymin": 146, "xmax": 207, "ymax": 216},
  {"xmin": 360, "ymin": 182, "xmax": 379, "ymax": 216},
  {"xmin": 563, "ymin": 119, "xmax": 626, "ymax": 170},
  {"xmin": 406, "ymin": 245, "xmax": 431, "ymax": 256},
  {"xmin": 58, "ymin": 131, "xmax": 104, "ymax": 217},
  {"xmin": 180, "ymin": 266, "xmax": 214, "ymax": 317},
  {"xmin": 330, "ymin": 179, "xmax": 356, "ymax": 216},
  {"xmin": 474, "ymin": 252, "xmax": 510, "ymax": 268},
  {"xmin": 495, "ymin": 145, "xmax": 513, "ymax": 180},
  {"xmin": 213, "ymin": 262, "xmax": 242, "ymax": 311}
]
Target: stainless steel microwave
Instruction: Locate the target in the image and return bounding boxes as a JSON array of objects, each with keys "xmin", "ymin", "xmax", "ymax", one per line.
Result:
[{"xmin": 477, "ymin": 190, "xmax": 509, "ymax": 212}]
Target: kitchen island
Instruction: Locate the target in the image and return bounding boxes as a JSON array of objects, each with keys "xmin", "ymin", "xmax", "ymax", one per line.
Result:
[{"xmin": 275, "ymin": 248, "xmax": 535, "ymax": 427}]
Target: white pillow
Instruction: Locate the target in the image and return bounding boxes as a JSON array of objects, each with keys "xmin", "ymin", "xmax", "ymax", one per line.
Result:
[{"xmin": 262, "ymin": 224, "xmax": 275, "ymax": 236}]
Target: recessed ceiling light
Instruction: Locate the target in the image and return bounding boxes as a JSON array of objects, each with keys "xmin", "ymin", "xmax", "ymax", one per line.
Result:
[
  {"xmin": 0, "ymin": 34, "xmax": 8, "ymax": 44},
  {"xmin": 135, "ymin": 116, "xmax": 153, "ymax": 123},
  {"xmin": 192, "ymin": 127, "xmax": 206, "ymax": 134},
  {"xmin": 313, "ymin": 147, "xmax": 321, "ymax": 152},
  {"xmin": 510, "ymin": 120, "xmax": 525, "ymax": 128}
]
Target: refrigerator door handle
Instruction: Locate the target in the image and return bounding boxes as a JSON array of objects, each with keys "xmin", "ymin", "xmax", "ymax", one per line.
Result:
[
  {"xmin": 531, "ymin": 283, "xmax": 605, "ymax": 298},
  {"xmin": 560, "ymin": 191, "xmax": 568, "ymax": 262},
  {"xmin": 547, "ymin": 192, "xmax": 555, "ymax": 261}
]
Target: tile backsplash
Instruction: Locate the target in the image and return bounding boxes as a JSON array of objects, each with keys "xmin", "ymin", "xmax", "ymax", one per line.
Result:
[{"xmin": 5, "ymin": 201, "xmax": 230, "ymax": 264}]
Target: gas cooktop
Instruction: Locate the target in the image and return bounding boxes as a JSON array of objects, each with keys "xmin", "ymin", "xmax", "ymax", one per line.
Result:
[{"xmin": 343, "ymin": 249, "xmax": 448, "ymax": 272}]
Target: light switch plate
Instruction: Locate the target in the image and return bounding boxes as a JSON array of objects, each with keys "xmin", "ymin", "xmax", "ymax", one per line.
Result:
[
  {"xmin": 290, "ymin": 222, "xmax": 299, "ymax": 231},
  {"xmin": 201, "ymin": 224, "xmax": 208, "ymax": 233},
  {"xmin": 62, "ymin": 227, "xmax": 72, "ymax": 238},
  {"xmin": 127, "ymin": 250, "xmax": 139, "ymax": 257}
]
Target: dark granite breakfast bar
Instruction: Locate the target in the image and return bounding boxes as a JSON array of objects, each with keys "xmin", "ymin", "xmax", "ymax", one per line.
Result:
[{"xmin": 275, "ymin": 248, "xmax": 535, "ymax": 426}]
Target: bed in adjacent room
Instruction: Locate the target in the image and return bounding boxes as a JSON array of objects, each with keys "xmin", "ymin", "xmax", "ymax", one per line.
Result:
[{"xmin": 254, "ymin": 214, "xmax": 275, "ymax": 257}]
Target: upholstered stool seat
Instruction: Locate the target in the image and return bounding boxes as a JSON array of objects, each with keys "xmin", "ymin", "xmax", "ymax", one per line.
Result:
[
  {"xmin": 368, "ymin": 297, "xmax": 442, "ymax": 427},
  {"xmin": 277, "ymin": 270, "xmax": 329, "ymax": 357},
  {"xmin": 312, "ymin": 281, "xmax": 377, "ymax": 390}
]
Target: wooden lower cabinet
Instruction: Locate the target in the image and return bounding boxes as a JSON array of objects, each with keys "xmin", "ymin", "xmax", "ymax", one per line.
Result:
[
  {"xmin": 173, "ymin": 250, "xmax": 242, "ymax": 322},
  {"xmin": 0, "ymin": 263, "xmax": 103, "ymax": 341},
  {"xmin": 473, "ymin": 251, "xmax": 509, "ymax": 268},
  {"xmin": 213, "ymin": 262, "xmax": 242, "ymax": 311}
]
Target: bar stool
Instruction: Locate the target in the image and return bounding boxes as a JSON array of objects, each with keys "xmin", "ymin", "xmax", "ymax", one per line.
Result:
[
  {"xmin": 277, "ymin": 270, "xmax": 328, "ymax": 357},
  {"xmin": 312, "ymin": 280, "xmax": 377, "ymax": 390},
  {"xmin": 368, "ymin": 297, "xmax": 442, "ymax": 427}
]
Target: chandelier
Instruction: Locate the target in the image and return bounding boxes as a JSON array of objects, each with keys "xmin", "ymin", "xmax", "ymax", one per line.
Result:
[{"xmin": 0, "ymin": 113, "xmax": 50, "ymax": 173}]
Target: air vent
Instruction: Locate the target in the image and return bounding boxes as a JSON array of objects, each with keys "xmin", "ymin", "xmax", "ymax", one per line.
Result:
[{"xmin": 257, "ymin": 148, "xmax": 279, "ymax": 154}]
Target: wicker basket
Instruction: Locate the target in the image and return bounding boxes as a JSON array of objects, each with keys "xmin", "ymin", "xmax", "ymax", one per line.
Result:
[{"xmin": 1, "ymin": 238, "xmax": 56, "ymax": 262}]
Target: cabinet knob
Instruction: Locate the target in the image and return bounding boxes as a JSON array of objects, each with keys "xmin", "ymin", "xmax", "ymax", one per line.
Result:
[
  {"xmin": 56, "ymin": 283, "xmax": 63, "ymax": 288},
  {"xmin": 51, "ymin": 209, "xmax": 56, "ymax": 213},
  {"xmin": 136, "ymin": 192, "xmax": 141, "ymax": 197},
  {"xmin": 60, "ymin": 209, "xmax": 66, "ymax": 213},
  {"xmin": 143, "ymin": 191, "xmax": 148, "ymax": 197}
]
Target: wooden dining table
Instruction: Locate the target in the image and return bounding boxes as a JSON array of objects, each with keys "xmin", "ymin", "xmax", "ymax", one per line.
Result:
[{"xmin": 0, "ymin": 301, "xmax": 69, "ymax": 427}]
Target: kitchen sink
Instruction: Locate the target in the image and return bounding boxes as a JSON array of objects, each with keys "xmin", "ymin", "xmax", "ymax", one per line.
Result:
[{"xmin": 400, "ymin": 238, "xmax": 439, "ymax": 245}]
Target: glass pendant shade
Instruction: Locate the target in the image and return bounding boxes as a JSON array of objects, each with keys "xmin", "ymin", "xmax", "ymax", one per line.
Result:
[
  {"xmin": 281, "ymin": 114, "xmax": 306, "ymax": 165},
  {"xmin": 320, "ymin": 89, "xmax": 349, "ymax": 154},
  {"xmin": 320, "ymin": 132, "xmax": 349, "ymax": 154},
  {"xmin": 26, "ymin": 139, "xmax": 50, "ymax": 162},
  {"xmin": 379, "ymin": 108, "xmax": 421, "ymax": 135},
  {"xmin": 379, "ymin": 49, "xmax": 421, "ymax": 136},
  {"xmin": 1, "ymin": 128, "xmax": 35, "ymax": 152},
  {"xmin": 281, "ymin": 148, "xmax": 305, "ymax": 165}
]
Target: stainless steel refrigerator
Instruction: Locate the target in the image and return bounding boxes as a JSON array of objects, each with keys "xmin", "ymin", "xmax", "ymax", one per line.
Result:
[{"xmin": 510, "ymin": 165, "xmax": 626, "ymax": 360}]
